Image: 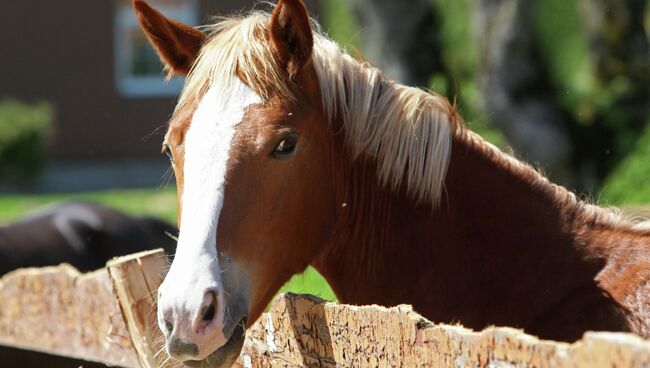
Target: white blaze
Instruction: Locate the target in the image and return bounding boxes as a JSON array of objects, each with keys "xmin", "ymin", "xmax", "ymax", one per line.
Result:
[
  {"xmin": 159, "ymin": 78, "xmax": 261, "ymax": 358},
  {"xmin": 177, "ymin": 79, "xmax": 261, "ymax": 270}
]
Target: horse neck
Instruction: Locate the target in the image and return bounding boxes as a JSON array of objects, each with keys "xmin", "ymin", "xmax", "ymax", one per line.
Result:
[{"xmin": 312, "ymin": 128, "xmax": 646, "ymax": 330}]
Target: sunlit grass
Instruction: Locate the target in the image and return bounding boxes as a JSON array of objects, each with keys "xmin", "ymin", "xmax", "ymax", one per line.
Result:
[
  {"xmin": 280, "ymin": 267, "xmax": 337, "ymax": 302},
  {"xmin": 0, "ymin": 187, "xmax": 178, "ymax": 224}
]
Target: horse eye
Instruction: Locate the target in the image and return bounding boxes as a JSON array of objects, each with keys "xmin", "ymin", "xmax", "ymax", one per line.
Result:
[
  {"xmin": 162, "ymin": 144, "xmax": 174, "ymax": 163},
  {"xmin": 272, "ymin": 135, "xmax": 298, "ymax": 159}
]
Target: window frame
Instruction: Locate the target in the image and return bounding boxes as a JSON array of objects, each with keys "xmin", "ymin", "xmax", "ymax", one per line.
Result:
[{"xmin": 113, "ymin": 1, "xmax": 199, "ymax": 98}]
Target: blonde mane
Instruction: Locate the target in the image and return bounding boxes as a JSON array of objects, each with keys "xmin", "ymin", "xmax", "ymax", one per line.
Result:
[
  {"xmin": 172, "ymin": 7, "xmax": 650, "ymax": 238},
  {"xmin": 176, "ymin": 10, "xmax": 461, "ymax": 205}
]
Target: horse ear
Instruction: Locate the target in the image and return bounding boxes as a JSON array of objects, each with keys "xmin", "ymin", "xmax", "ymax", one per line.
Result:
[
  {"xmin": 132, "ymin": 0, "xmax": 206, "ymax": 76},
  {"xmin": 269, "ymin": 0, "xmax": 314, "ymax": 78}
]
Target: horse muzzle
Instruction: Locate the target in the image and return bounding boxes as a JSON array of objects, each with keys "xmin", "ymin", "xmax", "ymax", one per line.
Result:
[{"xmin": 182, "ymin": 316, "xmax": 248, "ymax": 368}]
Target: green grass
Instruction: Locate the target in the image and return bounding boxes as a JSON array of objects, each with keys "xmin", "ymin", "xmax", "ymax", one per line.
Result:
[
  {"xmin": 0, "ymin": 187, "xmax": 336, "ymax": 302},
  {"xmin": 279, "ymin": 267, "xmax": 337, "ymax": 302},
  {"xmin": 0, "ymin": 187, "xmax": 178, "ymax": 224}
]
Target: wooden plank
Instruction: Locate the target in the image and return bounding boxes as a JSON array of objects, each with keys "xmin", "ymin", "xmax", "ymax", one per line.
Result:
[
  {"xmin": 234, "ymin": 293, "xmax": 650, "ymax": 368},
  {"xmin": 0, "ymin": 263, "xmax": 140, "ymax": 367},
  {"xmin": 3, "ymin": 249, "xmax": 649, "ymax": 367},
  {"xmin": 108, "ymin": 249, "xmax": 170, "ymax": 368}
]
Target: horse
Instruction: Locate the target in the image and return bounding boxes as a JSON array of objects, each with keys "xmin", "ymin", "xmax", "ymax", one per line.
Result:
[
  {"xmin": 0, "ymin": 201, "xmax": 178, "ymax": 273},
  {"xmin": 0, "ymin": 201, "xmax": 178, "ymax": 368},
  {"xmin": 133, "ymin": 0, "xmax": 650, "ymax": 366}
]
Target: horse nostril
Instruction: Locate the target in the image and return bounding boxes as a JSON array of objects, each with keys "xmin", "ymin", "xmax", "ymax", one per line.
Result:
[
  {"xmin": 164, "ymin": 320, "xmax": 174, "ymax": 336},
  {"xmin": 202, "ymin": 303, "xmax": 216, "ymax": 322},
  {"xmin": 201, "ymin": 291, "xmax": 218, "ymax": 322}
]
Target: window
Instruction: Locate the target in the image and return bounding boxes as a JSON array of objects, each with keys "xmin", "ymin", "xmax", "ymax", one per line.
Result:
[{"xmin": 114, "ymin": 0, "xmax": 199, "ymax": 97}]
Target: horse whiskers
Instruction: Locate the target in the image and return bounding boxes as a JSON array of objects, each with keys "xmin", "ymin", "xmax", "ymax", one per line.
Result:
[
  {"xmin": 164, "ymin": 231, "xmax": 179, "ymax": 242},
  {"xmin": 154, "ymin": 344, "xmax": 167, "ymax": 359},
  {"xmin": 159, "ymin": 355, "xmax": 172, "ymax": 368},
  {"xmin": 144, "ymin": 122, "xmax": 171, "ymax": 143},
  {"xmin": 143, "ymin": 287, "xmax": 161, "ymax": 302},
  {"xmin": 152, "ymin": 336, "xmax": 166, "ymax": 348},
  {"xmin": 160, "ymin": 165, "xmax": 175, "ymax": 190},
  {"xmin": 157, "ymin": 252, "xmax": 175, "ymax": 266},
  {"xmin": 238, "ymin": 318, "xmax": 248, "ymax": 335}
]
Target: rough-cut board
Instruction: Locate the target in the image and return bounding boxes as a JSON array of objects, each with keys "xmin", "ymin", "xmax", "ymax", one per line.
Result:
[
  {"xmin": 0, "ymin": 263, "xmax": 139, "ymax": 367},
  {"xmin": 2, "ymin": 249, "xmax": 650, "ymax": 368},
  {"xmin": 237, "ymin": 293, "xmax": 650, "ymax": 368},
  {"xmin": 108, "ymin": 249, "xmax": 169, "ymax": 368},
  {"xmin": 105, "ymin": 250, "xmax": 650, "ymax": 368}
]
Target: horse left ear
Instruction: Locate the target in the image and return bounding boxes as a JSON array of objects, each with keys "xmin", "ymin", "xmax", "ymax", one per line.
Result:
[
  {"xmin": 269, "ymin": 0, "xmax": 314, "ymax": 78},
  {"xmin": 133, "ymin": 0, "xmax": 206, "ymax": 77}
]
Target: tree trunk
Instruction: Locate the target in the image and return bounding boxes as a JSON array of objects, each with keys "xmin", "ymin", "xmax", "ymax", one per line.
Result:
[
  {"xmin": 345, "ymin": 0, "xmax": 443, "ymax": 87},
  {"xmin": 473, "ymin": 0, "xmax": 574, "ymax": 184}
]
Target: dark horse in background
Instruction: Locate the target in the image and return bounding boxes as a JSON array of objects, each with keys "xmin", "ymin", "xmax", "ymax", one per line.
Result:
[
  {"xmin": 0, "ymin": 201, "xmax": 178, "ymax": 367},
  {"xmin": 0, "ymin": 201, "xmax": 177, "ymax": 272}
]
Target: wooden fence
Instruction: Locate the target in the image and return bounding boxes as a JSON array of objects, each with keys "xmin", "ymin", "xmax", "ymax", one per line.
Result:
[{"xmin": 1, "ymin": 249, "xmax": 649, "ymax": 367}]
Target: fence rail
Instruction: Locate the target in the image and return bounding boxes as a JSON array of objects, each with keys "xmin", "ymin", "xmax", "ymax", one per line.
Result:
[{"xmin": 0, "ymin": 249, "xmax": 648, "ymax": 367}]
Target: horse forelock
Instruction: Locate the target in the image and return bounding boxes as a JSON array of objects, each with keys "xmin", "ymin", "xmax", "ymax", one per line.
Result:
[{"xmin": 174, "ymin": 9, "xmax": 463, "ymax": 206}]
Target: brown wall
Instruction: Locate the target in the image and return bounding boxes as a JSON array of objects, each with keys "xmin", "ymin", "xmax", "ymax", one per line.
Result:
[{"xmin": 0, "ymin": 0, "xmax": 320, "ymax": 161}]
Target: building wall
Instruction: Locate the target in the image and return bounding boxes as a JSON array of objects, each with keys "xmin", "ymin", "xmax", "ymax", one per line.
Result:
[{"xmin": 0, "ymin": 0, "xmax": 320, "ymax": 161}]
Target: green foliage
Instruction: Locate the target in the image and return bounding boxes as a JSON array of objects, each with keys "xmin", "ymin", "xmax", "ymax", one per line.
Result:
[
  {"xmin": 0, "ymin": 100, "xmax": 53, "ymax": 185},
  {"xmin": 535, "ymin": 0, "xmax": 649, "ymax": 180},
  {"xmin": 430, "ymin": 0, "xmax": 476, "ymax": 80},
  {"xmin": 535, "ymin": 0, "xmax": 595, "ymax": 120},
  {"xmin": 321, "ymin": 0, "xmax": 361, "ymax": 49},
  {"xmin": 430, "ymin": 0, "xmax": 508, "ymax": 149},
  {"xmin": 600, "ymin": 120, "xmax": 650, "ymax": 205}
]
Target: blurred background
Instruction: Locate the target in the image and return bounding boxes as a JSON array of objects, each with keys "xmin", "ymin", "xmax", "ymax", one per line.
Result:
[{"xmin": 0, "ymin": 0, "xmax": 649, "ymax": 328}]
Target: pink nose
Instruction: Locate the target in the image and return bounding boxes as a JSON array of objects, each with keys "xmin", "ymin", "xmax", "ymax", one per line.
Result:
[{"xmin": 160, "ymin": 289, "xmax": 220, "ymax": 361}]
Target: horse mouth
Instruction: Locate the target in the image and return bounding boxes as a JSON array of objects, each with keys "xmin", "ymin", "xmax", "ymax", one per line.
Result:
[{"xmin": 182, "ymin": 317, "xmax": 247, "ymax": 368}]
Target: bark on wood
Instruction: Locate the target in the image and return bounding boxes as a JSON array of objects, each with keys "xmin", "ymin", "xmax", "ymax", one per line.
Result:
[
  {"xmin": 235, "ymin": 293, "xmax": 650, "ymax": 368},
  {"xmin": 108, "ymin": 249, "xmax": 169, "ymax": 368},
  {"xmin": 0, "ymin": 263, "xmax": 139, "ymax": 367}
]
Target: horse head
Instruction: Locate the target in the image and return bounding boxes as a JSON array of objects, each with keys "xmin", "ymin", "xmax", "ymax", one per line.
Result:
[{"xmin": 134, "ymin": 1, "xmax": 337, "ymax": 365}]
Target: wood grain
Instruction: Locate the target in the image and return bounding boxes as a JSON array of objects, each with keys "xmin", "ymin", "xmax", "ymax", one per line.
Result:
[{"xmin": 0, "ymin": 264, "xmax": 139, "ymax": 367}]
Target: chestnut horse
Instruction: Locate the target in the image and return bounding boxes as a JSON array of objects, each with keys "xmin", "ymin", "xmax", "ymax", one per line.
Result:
[{"xmin": 133, "ymin": 0, "xmax": 650, "ymax": 366}]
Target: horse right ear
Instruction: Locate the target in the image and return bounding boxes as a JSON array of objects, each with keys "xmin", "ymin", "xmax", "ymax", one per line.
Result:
[{"xmin": 132, "ymin": 0, "xmax": 206, "ymax": 77}]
